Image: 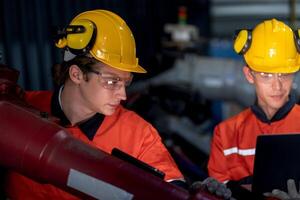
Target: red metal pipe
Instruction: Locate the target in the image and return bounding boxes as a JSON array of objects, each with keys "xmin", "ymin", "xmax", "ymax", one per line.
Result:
[{"xmin": 0, "ymin": 101, "xmax": 188, "ymax": 199}]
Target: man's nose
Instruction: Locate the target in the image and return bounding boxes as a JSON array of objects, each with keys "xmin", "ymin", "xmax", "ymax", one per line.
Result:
[
  {"xmin": 115, "ymin": 84, "xmax": 127, "ymax": 101},
  {"xmin": 271, "ymin": 75, "xmax": 283, "ymax": 90}
]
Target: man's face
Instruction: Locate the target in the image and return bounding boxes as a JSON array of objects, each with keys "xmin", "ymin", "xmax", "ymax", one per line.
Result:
[
  {"xmin": 243, "ymin": 66, "xmax": 294, "ymax": 118},
  {"xmin": 79, "ymin": 63, "xmax": 133, "ymax": 116}
]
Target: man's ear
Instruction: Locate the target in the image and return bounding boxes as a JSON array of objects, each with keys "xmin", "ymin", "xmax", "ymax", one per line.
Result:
[
  {"xmin": 243, "ymin": 66, "xmax": 254, "ymax": 84},
  {"xmin": 69, "ymin": 65, "xmax": 83, "ymax": 84}
]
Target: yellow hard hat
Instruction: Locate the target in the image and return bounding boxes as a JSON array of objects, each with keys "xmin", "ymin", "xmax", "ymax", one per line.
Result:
[
  {"xmin": 55, "ymin": 10, "xmax": 146, "ymax": 73},
  {"xmin": 234, "ymin": 19, "xmax": 300, "ymax": 73}
]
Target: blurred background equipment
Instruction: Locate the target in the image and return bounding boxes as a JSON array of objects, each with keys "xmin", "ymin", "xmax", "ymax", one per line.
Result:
[{"xmin": 163, "ymin": 6, "xmax": 201, "ymax": 51}]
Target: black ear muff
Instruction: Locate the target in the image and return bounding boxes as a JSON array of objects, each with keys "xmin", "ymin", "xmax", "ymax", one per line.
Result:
[
  {"xmin": 233, "ymin": 29, "xmax": 252, "ymax": 55},
  {"xmin": 65, "ymin": 19, "xmax": 97, "ymax": 56},
  {"xmin": 294, "ymin": 29, "xmax": 300, "ymax": 53}
]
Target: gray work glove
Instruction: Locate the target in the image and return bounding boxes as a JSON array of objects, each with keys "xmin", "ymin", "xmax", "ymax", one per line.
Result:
[
  {"xmin": 264, "ymin": 179, "xmax": 300, "ymax": 200},
  {"xmin": 190, "ymin": 177, "xmax": 235, "ymax": 200}
]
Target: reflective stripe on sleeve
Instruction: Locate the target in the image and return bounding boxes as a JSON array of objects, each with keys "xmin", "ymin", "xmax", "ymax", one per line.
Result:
[{"xmin": 223, "ymin": 147, "xmax": 255, "ymax": 156}]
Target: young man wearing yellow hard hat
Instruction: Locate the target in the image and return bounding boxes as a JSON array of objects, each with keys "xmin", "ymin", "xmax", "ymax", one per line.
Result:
[
  {"xmin": 3, "ymin": 9, "xmax": 236, "ymax": 200},
  {"xmin": 208, "ymin": 19, "xmax": 300, "ymax": 198},
  {"xmin": 4, "ymin": 10, "xmax": 186, "ymax": 199}
]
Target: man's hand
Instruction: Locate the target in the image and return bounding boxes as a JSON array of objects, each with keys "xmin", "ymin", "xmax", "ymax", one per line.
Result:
[
  {"xmin": 190, "ymin": 177, "xmax": 234, "ymax": 200},
  {"xmin": 265, "ymin": 179, "xmax": 300, "ymax": 200}
]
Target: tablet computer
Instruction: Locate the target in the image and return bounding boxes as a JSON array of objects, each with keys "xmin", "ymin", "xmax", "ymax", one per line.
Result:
[{"xmin": 252, "ymin": 134, "xmax": 300, "ymax": 194}]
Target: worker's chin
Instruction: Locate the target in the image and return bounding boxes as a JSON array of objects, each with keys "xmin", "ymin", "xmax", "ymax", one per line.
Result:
[
  {"xmin": 268, "ymin": 95, "xmax": 287, "ymax": 109},
  {"xmin": 101, "ymin": 108, "xmax": 116, "ymax": 116},
  {"xmin": 265, "ymin": 101, "xmax": 284, "ymax": 113}
]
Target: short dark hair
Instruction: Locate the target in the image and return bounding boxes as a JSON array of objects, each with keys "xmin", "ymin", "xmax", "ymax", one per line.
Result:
[{"xmin": 52, "ymin": 55, "xmax": 100, "ymax": 86}]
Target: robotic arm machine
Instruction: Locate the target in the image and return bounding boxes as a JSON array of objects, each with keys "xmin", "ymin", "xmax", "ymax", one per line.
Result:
[{"xmin": 0, "ymin": 65, "xmax": 220, "ymax": 200}]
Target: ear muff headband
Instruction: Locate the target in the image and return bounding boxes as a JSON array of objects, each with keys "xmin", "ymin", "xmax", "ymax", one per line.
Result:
[
  {"xmin": 233, "ymin": 29, "xmax": 252, "ymax": 55},
  {"xmin": 54, "ymin": 19, "xmax": 97, "ymax": 56},
  {"xmin": 294, "ymin": 29, "xmax": 300, "ymax": 53}
]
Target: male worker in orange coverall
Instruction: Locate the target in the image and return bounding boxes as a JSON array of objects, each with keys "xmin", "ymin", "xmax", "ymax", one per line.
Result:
[
  {"xmin": 4, "ymin": 9, "xmax": 231, "ymax": 199},
  {"xmin": 208, "ymin": 18, "xmax": 300, "ymax": 200}
]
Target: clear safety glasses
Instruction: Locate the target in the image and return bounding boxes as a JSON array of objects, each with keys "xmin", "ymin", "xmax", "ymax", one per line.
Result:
[
  {"xmin": 88, "ymin": 69, "xmax": 133, "ymax": 90},
  {"xmin": 250, "ymin": 70, "xmax": 295, "ymax": 84}
]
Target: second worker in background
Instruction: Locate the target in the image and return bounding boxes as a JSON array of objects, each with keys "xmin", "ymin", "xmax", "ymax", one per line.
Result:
[{"xmin": 208, "ymin": 18, "xmax": 300, "ymax": 199}]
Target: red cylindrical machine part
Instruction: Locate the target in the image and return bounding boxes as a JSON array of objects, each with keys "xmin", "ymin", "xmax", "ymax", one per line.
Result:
[{"xmin": 0, "ymin": 101, "xmax": 190, "ymax": 199}]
